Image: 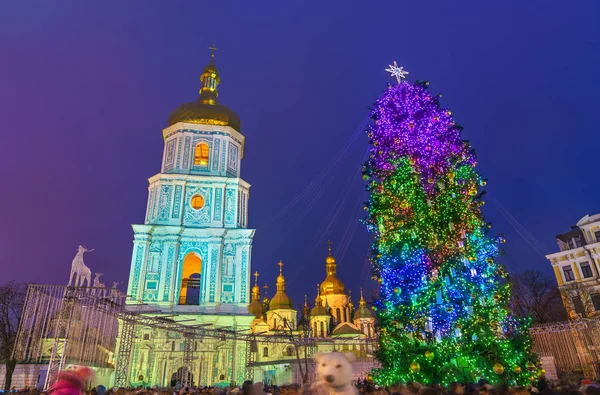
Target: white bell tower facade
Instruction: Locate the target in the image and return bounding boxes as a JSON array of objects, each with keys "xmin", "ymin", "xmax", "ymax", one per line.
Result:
[{"xmin": 126, "ymin": 52, "xmax": 254, "ymax": 316}]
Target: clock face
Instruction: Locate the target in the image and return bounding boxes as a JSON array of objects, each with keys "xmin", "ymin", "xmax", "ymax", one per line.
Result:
[{"xmin": 191, "ymin": 194, "xmax": 205, "ymax": 210}]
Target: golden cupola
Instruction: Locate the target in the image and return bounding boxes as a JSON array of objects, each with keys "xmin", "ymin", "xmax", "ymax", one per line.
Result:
[
  {"xmin": 319, "ymin": 241, "xmax": 346, "ymax": 296},
  {"xmin": 310, "ymin": 286, "xmax": 329, "ymax": 317},
  {"xmin": 168, "ymin": 45, "xmax": 241, "ymax": 132},
  {"xmin": 248, "ymin": 271, "xmax": 264, "ymax": 318},
  {"xmin": 353, "ymin": 288, "xmax": 374, "ymax": 320},
  {"xmin": 269, "ymin": 261, "xmax": 294, "ymax": 310}
]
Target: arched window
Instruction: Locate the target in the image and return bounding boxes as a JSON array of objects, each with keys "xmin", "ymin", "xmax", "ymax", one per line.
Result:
[
  {"xmin": 263, "ymin": 347, "xmax": 269, "ymax": 357},
  {"xmin": 194, "ymin": 143, "xmax": 210, "ymax": 166},
  {"xmin": 336, "ymin": 308, "xmax": 341, "ymax": 323},
  {"xmin": 179, "ymin": 253, "xmax": 202, "ymax": 305},
  {"xmin": 286, "ymin": 346, "xmax": 294, "ymax": 357}
]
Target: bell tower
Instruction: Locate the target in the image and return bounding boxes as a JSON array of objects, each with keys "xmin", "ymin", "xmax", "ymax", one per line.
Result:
[{"xmin": 126, "ymin": 48, "xmax": 254, "ymax": 316}]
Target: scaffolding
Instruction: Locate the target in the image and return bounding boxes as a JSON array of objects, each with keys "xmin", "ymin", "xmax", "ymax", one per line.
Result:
[{"xmin": 12, "ymin": 284, "xmax": 378, "ymax": 389}]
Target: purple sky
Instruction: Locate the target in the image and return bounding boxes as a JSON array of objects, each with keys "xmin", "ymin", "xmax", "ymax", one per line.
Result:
[{"xmin": 1, "ymin": 1, "xmax": 599, "ymax": 305}]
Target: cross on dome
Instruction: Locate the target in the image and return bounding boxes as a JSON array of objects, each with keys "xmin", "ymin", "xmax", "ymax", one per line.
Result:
[
  {"xmin": 253, "ymin": 271, "xmax": 260, "ymax": 284},
  {"xmin": 209, "ymin": 44, "xmax": 218, "ymax": 60}
]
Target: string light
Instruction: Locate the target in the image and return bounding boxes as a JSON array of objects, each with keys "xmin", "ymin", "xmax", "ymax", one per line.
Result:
[{"xmin": 364, "ymin": 80, "xmax": 538, "ymax": 386}]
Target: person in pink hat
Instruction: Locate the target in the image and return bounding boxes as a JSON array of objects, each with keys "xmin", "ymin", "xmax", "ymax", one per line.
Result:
[{"xmin": 47, "ymin": 366, "xmax": 94, "ymax": 394}]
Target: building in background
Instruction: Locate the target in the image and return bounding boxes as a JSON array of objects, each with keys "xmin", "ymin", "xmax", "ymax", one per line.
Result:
[
  {"xmin": 246, "ymin": 245, "xmax": 376, "ymax": 385},
  {"xmin": 120, "ymin": 51, "xmax": 376, "ymax": 388},
  {"xmin": 546, "ymin": 214, "xmax": 600, "ymax": 318}
]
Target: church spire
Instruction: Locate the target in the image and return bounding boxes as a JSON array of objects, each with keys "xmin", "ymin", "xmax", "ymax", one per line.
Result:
[
  {"xmin": 248, "ymin": 271, "xmax": 264, "ymax": 318},
  {"xmin": 359, "ymin": 288, "xmax": 367, "ymax": 308},
  {"xmin": 276, "ymin": 260, "xmax": 286, "ymax": 291},
  {"xmin": 326, "ymin": 240, "xmax": 337, "ymax": 275},
  {"xmin": 303, "ymin": 294, "xmax": 309, "ymax": 316},
  {"xmin": 199, "ymin": 45, "xmax": 220, "ymax": 105},
  {"xmin": 251, "ymin": 271, "xmax": 260, "ymax": 302},
  {"xmin": 269, "ymin": 261, "xmax": 294, "ymax": 310}
]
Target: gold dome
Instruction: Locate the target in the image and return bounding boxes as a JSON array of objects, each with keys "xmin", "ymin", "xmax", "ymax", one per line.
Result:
[
  {"xmin": 248, "ymin": 300, "xmax": 264, "ymax": 318},
  {"xmin": 353, "ymin": 288, "xmax": 374, "ymax": 320},
  {"xmin": 168, "ymin": 46, "xmax": 241, "ymax": 132},
  {"xmin": 270, "ymin": 261, "xmax": 294, "ymax": 310},
  {"xmin": 248, "ymin": 271, "xmax": 264, "ymax": 318},
  {"xmin": 310, "ymin": 286, "xmax": 330, "ymax": 317},
  {"xmin": 319, "ymin": 241, "xmax": 346, "ymax": 295}
]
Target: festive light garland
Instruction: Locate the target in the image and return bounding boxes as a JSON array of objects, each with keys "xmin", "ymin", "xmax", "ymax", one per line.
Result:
[{"xmin": 363, "ymin": 80, "xmax": 539, "ymax": 386}]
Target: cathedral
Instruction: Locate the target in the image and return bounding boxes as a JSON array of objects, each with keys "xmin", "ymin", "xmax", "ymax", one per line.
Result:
[{"xmin": 121, "ymin": 49, "xmax": 376, "ymax": 387}]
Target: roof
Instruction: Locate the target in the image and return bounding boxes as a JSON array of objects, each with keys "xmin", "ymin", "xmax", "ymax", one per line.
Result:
[
  {"xmin": 330, "ymin": 322, "xmax": 364, "ymax": 337},
  {"xmin": 168, "ymin": 101, "xmax": 241, "ymax": 132}
]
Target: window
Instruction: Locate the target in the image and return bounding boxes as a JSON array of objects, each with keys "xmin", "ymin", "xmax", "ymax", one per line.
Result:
[
  {"xmin": 580, "ymin": 262, "xmax": 594, "ymax": 278},
  {"xmin": 573, "ymin": 297, "xmax": 585, "ymax": 315},
  {"xmin": 286, "ymin": 346, "xmax": 294, "ymax": 357},
  {"xmin": 263, "ymin": 347, "xmax": 269, "ymax": 357},
  {"xmin": 143, "ymin": 333, "xmax": 150, "ymax": 340},
  {"xmin": 595, "ymin": 231, "xmax": 600, "ymax": 243},
  {"xmin": 592, "ymin": 294, "xmax": 600, "ymax": 311},
  {"xmin": 190, "ymin": 195, "xmax": 205, "ymax": 210},
  {"xmin": 568, "ymin": 240, "xmax": 575, "ymax": 250},
  {"xmin": 149, "ymin": 255, "xmax": 159, "ymax": 273},
  {"xmin": 194, "ymin": 143, "xmax": 210, "ymax": 166},
  {"xmin": 563, "ymin": 266, "xmax": 575, "ymax": 282},
  {"xmin": 575, "ymin": 235, "xmax": 584, "ymax": 248}
]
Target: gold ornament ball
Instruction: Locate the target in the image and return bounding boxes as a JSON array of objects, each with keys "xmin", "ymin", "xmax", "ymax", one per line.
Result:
[
  {"xmin": 493, "ymin": 294, "xmax": 500, "ymax": 301},
  {"xmin": 425, "ymin": 350, "xmax": 434, "ymax": 360},
  {"xmin": 367, "ymin": 374, "xmax": 373, "ymax": 382},
  {"xmin": 378, "ymin": 278, "xmax": 383, "ymax": 284},
  {"xmin": 540, "ymin": 369, "xmax": 546, "ymax": 375},
  {"xmin": 493, "ymin": 363, "xmax": 505, "ymax": 375},
  {"xmin": 527, "ymin": 362, "xmax": 535, "ymax": 371},
  {"xmin": 513, "ymin": 366, "xmax": 522, "ymax": 374},
  {"xmin": 393, "ymin": 287, "xmax": 401, "ymax": 295},
  {"xmin": 410, "ymin": 362, "xmax": 420, "ymax": 373}
]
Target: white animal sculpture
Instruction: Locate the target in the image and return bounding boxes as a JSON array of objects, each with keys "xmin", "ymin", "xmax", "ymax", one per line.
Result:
[
  {"xmin": 68, "ymin": 245, "xmax": 94, "ymax": 287},
  {"xmin": 112, "ymin": 281, "xmax": 123, "ymax": 289},
  {"xmin": 93, "ymin": 273, "xmax": 105, "ymax": 288},
  {"xmin": 313, "ymin": 352, "xmax": 358, "ymax": 395}
]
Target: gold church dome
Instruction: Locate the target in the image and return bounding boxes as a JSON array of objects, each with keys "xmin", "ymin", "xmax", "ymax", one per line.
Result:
[
  {"xmin": 310, "ymin": 286, "xmax": 330, "ymax": 317},
  {"xmin": 270, "ymin": 261, "xmax": 294, "ymax": 310},
  {"xmin": 248, "ymin": 271, "xmax": 265, "ymax": 318},
  {"xmin": 320, "ymin": 276, "xmax": 346, "ymax": 295},
  {"xmin": 319, "ymin": 241, "xmax": 346, "ymax": 296},
  {"xmin": 353, "ymin": 288, "xmax": 374, "ymax": 320},
  {"xmin": 168, "ymin": 46, "xmax": 241, "ymax": 132}
]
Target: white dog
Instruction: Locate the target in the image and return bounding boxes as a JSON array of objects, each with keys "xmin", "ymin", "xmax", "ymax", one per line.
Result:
[{"xmin": 313, "ymin": 351, "xmax": 358, "ymax": 395}]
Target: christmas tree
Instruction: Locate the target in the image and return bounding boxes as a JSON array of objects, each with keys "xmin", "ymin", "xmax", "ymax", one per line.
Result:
[{"xmin": 363, "ymin": 64, "xmax": 538, "ymax": 386}]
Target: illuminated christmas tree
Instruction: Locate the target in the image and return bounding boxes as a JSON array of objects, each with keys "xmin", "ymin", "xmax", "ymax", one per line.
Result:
[{"xmin": 363, "ymin": 63, "xmax": 538, "ymax": 385}]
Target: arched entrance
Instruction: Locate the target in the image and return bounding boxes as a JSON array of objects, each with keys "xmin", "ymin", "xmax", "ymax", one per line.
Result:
[
  {"xmin": 171, "ymin": 367, "xmax": 194, "ymax": 388},
  {"xmin": 179, "ymin": 253, "xmax": 202, "ymax": 305}
]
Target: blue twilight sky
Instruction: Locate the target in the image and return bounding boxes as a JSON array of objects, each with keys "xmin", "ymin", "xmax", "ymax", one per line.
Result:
[{"xmin": 1, "ymin": 1, "xmax": 599, "ymax": 306}]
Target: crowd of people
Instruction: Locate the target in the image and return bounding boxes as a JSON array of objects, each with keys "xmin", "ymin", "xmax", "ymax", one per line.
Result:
[{"xmin": 5, "ymin": 368, "xmax": 600, "ymax": 395}]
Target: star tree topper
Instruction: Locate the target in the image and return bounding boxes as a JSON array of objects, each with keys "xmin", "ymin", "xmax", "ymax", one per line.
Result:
[{"xmin": 385, "ymin": 61, "xmax": 409, "ymax": 83}]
